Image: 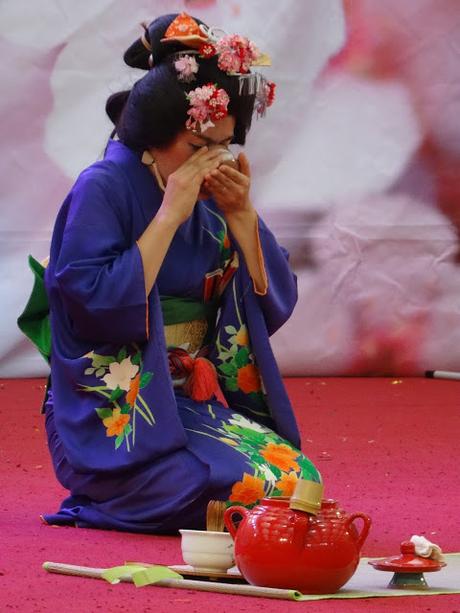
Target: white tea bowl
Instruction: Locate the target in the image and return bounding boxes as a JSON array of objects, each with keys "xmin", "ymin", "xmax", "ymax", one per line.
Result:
[{"xmin": 179, "ymin": 529, "xmax": 235, "ymax": 572}]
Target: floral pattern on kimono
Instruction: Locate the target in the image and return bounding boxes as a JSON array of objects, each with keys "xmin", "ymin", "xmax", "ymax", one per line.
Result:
[{"xmin": 38, "ymin": 139, "xmax": 318, "ymax": 532}]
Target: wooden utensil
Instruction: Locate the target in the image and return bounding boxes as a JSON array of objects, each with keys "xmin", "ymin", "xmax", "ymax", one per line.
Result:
[{"xmin": 206, "ymin": 500, "xmax": 227, "ymax": 532}]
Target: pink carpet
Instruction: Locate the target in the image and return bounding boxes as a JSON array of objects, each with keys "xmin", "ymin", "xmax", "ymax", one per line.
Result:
[{"xmin": 2, "ymin": 377, "xmax": 459, "ymax": 611}]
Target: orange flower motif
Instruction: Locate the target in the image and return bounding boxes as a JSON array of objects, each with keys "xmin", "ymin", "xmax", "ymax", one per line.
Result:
[
  {"xmin": 103, "ymin": 408, "xmax": 130, "ymax": 437},
  {"xmin": 276, "ymin": 471, "xmax": 299, "ymax": 497},
  {"xmin": 260, "ymin": 442, "xmax": 300, "ymax": 472},
  {"xmin": 235, "ymin": 326, "xmax": 249, "ymax": 346},
  {"xmin": 229, "ymin": 473, "xmax": 265, "ymax": 505},
  {"xmin": 126, "ymin": 374, "xmax": 140, "ymax": 407},
  {"xmin": 237, "ymin": 364, "xmax": 261, "ymax": 393}
]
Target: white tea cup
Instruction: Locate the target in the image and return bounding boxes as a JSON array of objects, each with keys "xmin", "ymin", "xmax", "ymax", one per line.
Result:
[{"xmin": 179, "ymin": 529, "xmax": 235, "ymax": 572}]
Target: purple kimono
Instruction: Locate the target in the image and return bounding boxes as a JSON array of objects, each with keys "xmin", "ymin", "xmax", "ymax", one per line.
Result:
[{"xmin": 44, "ymin": 140, "xmax": 320, "ymax": 533}]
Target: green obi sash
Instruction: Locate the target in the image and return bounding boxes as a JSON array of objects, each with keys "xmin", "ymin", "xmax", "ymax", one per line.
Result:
[
  {"xmin": 17, "ymin": 256, "xmax": 51, "ymax": 363},
  {"xmin": 160, "ymin": 295, "xmax": 217, "ymax": 326}
]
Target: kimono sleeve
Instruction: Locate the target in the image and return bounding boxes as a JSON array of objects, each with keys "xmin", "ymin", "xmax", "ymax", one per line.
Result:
[
  {"xmin": 53, "ymin": 168, "xmax": 148, "ymax": 345},
  {"xmin": 241, "ymin": 216, "xmax": 298, "ymax": 336}
]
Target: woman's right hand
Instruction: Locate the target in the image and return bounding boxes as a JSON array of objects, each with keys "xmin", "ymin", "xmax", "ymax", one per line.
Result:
[{"xmin": 159, "ymin": 146, "xmax": 228, "ymax": 227}]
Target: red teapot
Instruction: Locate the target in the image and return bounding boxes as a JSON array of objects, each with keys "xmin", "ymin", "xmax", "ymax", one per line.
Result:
[{"xmin": 224, "ymin": 494, "xmax": 371, "ymax": 594}]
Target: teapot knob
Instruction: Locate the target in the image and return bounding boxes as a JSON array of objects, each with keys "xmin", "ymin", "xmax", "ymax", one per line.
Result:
[{"xmin": 400, "ymin": 541, "xmax": 416, "ymax": 555}]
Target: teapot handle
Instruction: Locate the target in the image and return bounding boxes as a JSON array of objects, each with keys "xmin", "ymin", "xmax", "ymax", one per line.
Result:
[
  {"xmin": 224, "ymin": 505, "xmax": 249, "ymax": 539},
  {"xmin": 345, "ymin": 512, "xmax": 372, "ymax": 552}
]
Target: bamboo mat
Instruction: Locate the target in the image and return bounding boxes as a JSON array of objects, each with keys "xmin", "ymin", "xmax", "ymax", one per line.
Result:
[{"xmin": 43, "ymin": 553, "xmax": 460, "ymax": 601}]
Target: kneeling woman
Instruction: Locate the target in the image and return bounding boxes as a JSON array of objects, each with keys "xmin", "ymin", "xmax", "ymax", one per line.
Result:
[{"xmin": 29, "ymin": 13, "xmax": 321, "ymax": 533}]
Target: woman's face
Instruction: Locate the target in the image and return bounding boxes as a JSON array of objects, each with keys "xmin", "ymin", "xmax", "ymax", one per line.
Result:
[{"xmin": 151, "ymin": 115, "xmax": 236, "ymax": 184}]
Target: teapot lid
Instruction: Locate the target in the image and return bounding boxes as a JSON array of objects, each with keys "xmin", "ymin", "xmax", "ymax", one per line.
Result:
[{"xmin": 368, "ymin": 541, "xmax": 446, "ymax": 573}]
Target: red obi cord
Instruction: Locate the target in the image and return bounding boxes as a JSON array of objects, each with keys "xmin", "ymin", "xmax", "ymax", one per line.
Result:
[{"xmin": 168, "ymin": 347, "xmax": 219, "ymax": 402}]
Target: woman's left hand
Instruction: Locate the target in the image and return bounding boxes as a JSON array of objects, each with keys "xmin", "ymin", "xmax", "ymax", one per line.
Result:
[{"xmin": 203, "ymin": 152, "xmax": 254, "ymax": 217}]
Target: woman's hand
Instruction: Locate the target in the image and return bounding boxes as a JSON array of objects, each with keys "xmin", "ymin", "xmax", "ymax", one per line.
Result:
[
  {"xmin": 158, "ymin": 146, "xmax": 229, "ymax": 227},
  {"xmin": 138, "ymin": 146, "xmax": 229, "ymax": 295},
  {"xmin": 204, "ymin": 152, "xmax": 268, "ymax": 293},
  {"xmin": 203, "ymin": 152, "xmax": 254, "ymax": 219}
]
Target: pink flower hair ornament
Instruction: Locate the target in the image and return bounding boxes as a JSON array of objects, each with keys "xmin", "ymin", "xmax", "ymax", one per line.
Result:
[
  {"xmin": 216, "ymin": 34, "xmax": 261, "ymax": 74},
  {"xmin": 185, "ymin": 83, "xmax": 230, "ymax": 132},
  {"xmin": 174, "ymin": 54, "xmax": 199, "ymax": 82},
  {"xmin": 198, "ymin": 34, "xmax": 261, "ymax": 75}
]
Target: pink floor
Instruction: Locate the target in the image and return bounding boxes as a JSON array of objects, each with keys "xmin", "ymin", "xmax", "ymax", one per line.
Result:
[{"xmin": 2, "ymin": 377, "xmax": 460, "ymax": 612}]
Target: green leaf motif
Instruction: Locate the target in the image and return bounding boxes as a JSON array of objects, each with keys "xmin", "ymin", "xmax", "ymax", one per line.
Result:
[
  {"xmin": 235, "ymin": 347, "xmax": 250, "ymax": 368},
  {"xmin": 247, "ymin": 453, "xmax": 267, "ymax": 466},
  {"xmin": 117, "ymin": 347, "xmax": 127, "ymax": 362},
  {"xmin": 115, "ymin": 433, "xmax": 124, "ymax": 449},
  {"xmin": 121, "ymin": 403, "xmax": 131, "ymax": 414},
  {"xmin": 92, "ymin": 354, "xmax": 116, "ymax": 368},
  {"xmin": 238, "ymin": 428, "xmax": 266, "ymax": 445},
  {"xmin": 95, "ymin": 368, "xmax": 106, "ymax": 378},
  {"xmin": 139, "ymin": 371, "xmax": 153, "ymax": 389},
  {"xmin": 95, "ymin": 407, "xmax": 112, "ymax": 419},
  {"xmin": 224, "ymin": 378, "xmax": 239, "ymax": 392},
  {"xmin": 131, "ymin": 352, "xmax": 142, "ymax": 366},
  {"xmin": 124, "ymin": 423, "xmax": 133, "ymax": 437},
  {"xmin": 218, "ymin": 362, "xmax": 237, "ymax": 376},
  {"xmin": 84, "ymin": 368, "xmax": 95, "ymax": 376},
  {"xmin": 110, "ymin": 386, "xmax": 124, "ymax": 402},
  {"xmin": 237, "ymin": 442, "xmax": 255, "ymax": 455},
  {"xmin": 225, "ymin": 325, "xmax": 237, "ymax": 335},
  {"xmin": 267, "ymin": 465, "xmax": 282, "ymax": 479},
  {"xmin": 222, "ymin": 423, "xmax": 241, "ymax": 435},
  {"xmin": 297, "ymin": 456, "xmax": 317, "ymax": 478}
]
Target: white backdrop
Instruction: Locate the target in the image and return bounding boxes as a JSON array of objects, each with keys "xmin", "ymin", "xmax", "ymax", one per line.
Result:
[{"xmin": 2, "ymin": 0, "xmax": 460, "ymax": 377}]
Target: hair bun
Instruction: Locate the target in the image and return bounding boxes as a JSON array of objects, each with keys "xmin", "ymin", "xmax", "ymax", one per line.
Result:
[
  {"xmin": 123, "ymin": 13, "xmax": 208, "ymax": 70},
  {"xmin": 105, "ymin": 90, "xmax": 130, "ymax": 125}
]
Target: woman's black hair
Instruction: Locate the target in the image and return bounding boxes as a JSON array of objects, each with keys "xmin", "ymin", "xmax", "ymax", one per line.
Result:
[{"xmin": 106, "ymin": 13, "xmax": 255, "ymax": 151}]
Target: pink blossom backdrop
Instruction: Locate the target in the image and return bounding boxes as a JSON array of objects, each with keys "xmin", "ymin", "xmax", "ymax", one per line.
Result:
[{"xmin": 2, "ymin": 0, "xmax": 460, "ymax": 377}]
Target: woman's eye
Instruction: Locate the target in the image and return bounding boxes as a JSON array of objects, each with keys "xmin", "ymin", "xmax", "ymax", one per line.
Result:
[{"xmin": 190, "ymin": 144, "xmax": 202, "ymax": 151}]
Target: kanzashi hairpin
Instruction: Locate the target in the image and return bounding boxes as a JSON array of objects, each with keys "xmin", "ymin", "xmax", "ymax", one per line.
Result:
[
  {"xmin": 213, "ymin": 34, "xmax": 261, "ymax": 75},
  {"xmin": 174, "ymin": 54, "xmax": 199, "ymax": 82},
  {"xmin": 185, "ymin": 83, "xmax": 230, "ymax": 132},
  {"xmin": 154, "ymin": 12, "xmax": 276, "ymax": 126},
  {"xmin": 256, "ymin": 80, "xmax": 276, "ymax": 116}
]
